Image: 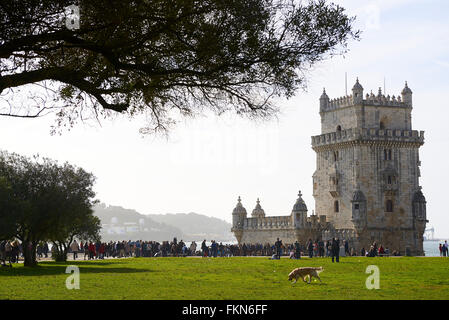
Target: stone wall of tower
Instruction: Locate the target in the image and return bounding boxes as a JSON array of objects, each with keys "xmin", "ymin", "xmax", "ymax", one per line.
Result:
[
  {"xmin": 320, "ymin": 104, "xmax": 412, "ymax": 134},
  {"xmin": 321, "ymin": 104, "xmax": 359, "ymax": 134},
  {"xmin": 240, "ymin": 229, "xmax": 298, "ymax": 245},
  {"xmin": 362, "ymin": 105, "xmax": 412, "ymax": 130},
  {"xmin": 312, "ymin": 146, "xmax": 356, "ymax": 229}
]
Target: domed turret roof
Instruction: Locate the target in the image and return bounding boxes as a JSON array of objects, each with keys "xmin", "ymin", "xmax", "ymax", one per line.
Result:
[
  {"xmin": 292, "ymin": 190, "xmax": 308, "ymax": 212},
  {"xmin": 251, "ymin": 198, "xmax": 265, "ymax": 217},
  {"xmin": 352, "ymin": 78, "xmax": 363, "ymax": 91},
  {"xmin": 401, "ymin": 81, "xmax": 412, "ymax": 95},
  {"xmin": 352, "ymin": 190, "xmax": 366, "ymax": 202},
  {"xmin": 320, "ymin": 88, "xmax": 329, "ymax": 99},
  {"xmin": 232, "ymin": 196, "xmax": 247, "ymax": 215}
]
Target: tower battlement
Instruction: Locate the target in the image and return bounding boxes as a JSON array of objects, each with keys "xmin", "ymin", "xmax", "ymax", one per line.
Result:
[
  {"xmin": 320, "ymin": 79, "xmax": 413, "ymax": 113},
  {"xmin": 311, "ymin": 127, "xmax": 424, "ymax": 149},
  {"xmin": 322, "ymin": 92, "xmax": 408, "ymax": 111}
]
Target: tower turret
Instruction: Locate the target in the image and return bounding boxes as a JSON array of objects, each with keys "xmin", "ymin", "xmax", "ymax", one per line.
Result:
[
  {"xmin": 231, "ymin": 196, "xmax": 247, "ymax": 244},
  {"xmin": 320, "ymin": 88, "xmax": 329, "ymax": 112},
  {"xmin": 352, "ymin": 78, "xmax": 363, "ymax": 104},
  {"xmin": 401, "ymin": 81, "xmax": 413, "ymax": 107},
  {"xmin": 351, "ymin": 188, "xmax": 367, "ymax": 231},
  {"xmin": 291, "ymin": 190, "xmax": 308, "ymax": 228},
  {"xmin": 232, "ymin": 196, "xmax": 247, "ymax": 229},
  {"xmin": 251, "ymin": 198, "xmax": 265, "ymax": 218}
]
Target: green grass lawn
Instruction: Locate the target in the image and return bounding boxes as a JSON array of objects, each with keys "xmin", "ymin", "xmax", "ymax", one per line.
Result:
[{"xmin": 1, "ymin": 257, "xmax": 448, "ymax": 300}]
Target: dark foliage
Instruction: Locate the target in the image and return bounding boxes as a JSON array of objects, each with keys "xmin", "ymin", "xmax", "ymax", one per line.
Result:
[{"xmin": 0, "ymin": 0, "xmax": 359, "ymax": 133}]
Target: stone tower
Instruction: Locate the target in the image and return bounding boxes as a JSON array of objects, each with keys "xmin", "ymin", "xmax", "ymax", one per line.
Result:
[{"xmin": 311, "ymin": 79, "xmax": 427, "ymax": 255}]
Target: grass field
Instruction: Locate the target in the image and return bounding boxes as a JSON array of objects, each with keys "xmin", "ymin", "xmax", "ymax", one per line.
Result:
[{"xmin": 1, "ymin": 257, "xmax": 448, "ymax": 300}]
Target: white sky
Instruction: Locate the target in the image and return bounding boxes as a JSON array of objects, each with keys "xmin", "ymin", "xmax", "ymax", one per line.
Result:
[{"xmin": 1, "ymin": 0, "xmax": 448, "ymax": 237}]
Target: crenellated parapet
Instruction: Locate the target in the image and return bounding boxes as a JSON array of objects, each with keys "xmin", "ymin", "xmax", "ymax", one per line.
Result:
[
  {"xmin": 321, "ymin": 93, "xmax": 409, "ymax": 111},
  {"xmin": 242, "ymin": 216, "xmax": 293, "ymax": 230},
  {"xmin": 239, "ymin": 213, "xmax": 330, "ymax": 231},
  {"xmin": 320, "ymin": 79, "xmax": 413, "ymax": 113},
  {"xmin": 311, "ymin": 128, "xmax": 424, "ymax": 150}
]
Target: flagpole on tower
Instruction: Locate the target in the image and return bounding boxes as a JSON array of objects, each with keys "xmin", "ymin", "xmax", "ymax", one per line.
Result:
[{"xmin": 345, "ymin": 72, "xmax": 347, "ymax": 96}]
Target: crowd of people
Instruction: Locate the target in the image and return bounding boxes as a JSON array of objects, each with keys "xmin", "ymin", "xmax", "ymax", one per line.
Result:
[
  {"xmin": 64, "ymin": 237, "xmax": 391, "ymax": 261},
  {"xmin": 3, "ymin": 238, "xmax": 449, "ymax": 265}
]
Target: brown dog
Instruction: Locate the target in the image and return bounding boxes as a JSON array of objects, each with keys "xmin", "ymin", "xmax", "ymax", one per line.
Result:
[{"xmin": 288, "ymin": 267, "xmax": 323, "ymax": 284}]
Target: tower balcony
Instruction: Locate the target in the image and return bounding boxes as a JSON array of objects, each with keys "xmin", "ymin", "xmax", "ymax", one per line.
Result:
[{"xmin": 311, "ymin": 128, "xmax": 424, "ymax": 150}]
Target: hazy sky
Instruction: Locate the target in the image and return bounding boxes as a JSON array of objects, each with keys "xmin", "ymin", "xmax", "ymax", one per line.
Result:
[{"xmin": 1, "ymin": 0, "xmax": 448, "ymax": 237}]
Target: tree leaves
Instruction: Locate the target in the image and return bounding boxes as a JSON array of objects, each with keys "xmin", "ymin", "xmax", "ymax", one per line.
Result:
[
  {"xmin": 0, "ymin": 0, "xmax": 359, "ymax": 133},
  {"xmin": 0, "ymin": 151, "xmax": 99, "ymax": 265}
]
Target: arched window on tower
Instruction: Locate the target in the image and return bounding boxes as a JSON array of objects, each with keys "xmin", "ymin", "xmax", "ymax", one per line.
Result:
[
  {"xmin": 334, "ymin": 200, "xmax": 339, "ymax": 213},
  {"xmin": 386, "ymin": 200, "xmax": 394, "ymax": 212},
  {"xmin": 384, "ymin": 149, "xmax": 392, "ymax": 161},
  {"xmin": 380, "ymin": 121, "xmax": 385, "ymax": 130},
  {"xmin": 336, "ymin": 125, "xmax": 342, "ymax": 132}
]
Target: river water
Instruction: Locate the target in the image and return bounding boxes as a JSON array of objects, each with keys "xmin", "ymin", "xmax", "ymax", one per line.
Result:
[{"xmin": 423, "ymin": 240, "xmax": 448, "ymax": 257}]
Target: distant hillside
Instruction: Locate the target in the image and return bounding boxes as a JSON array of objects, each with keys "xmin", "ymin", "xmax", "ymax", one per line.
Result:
[
  {"xmin": 93, "ymin": 204, "xmax": 234, "ymax": 242},
  {"xmin": 148, "ymin": 213, "xmax": 234, "ymax": 241},
  {"xmin": 94, "ymin": 204, "xmax": 185, "ymax": 242}
]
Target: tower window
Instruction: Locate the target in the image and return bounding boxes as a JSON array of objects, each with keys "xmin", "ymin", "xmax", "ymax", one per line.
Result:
[
  {"xmin": 380, "ymin": 121, "xmax": 385, "ymax": 130},
  {"xmin": 336, "ymin": 125, "xmax": 342, "ymax": 132},
  {"xmin": 354, "ymin": 204, "xmax": 360, "ymax": 210},
  {"xmin": 387, "ymin": 176, "xmax": 392, "ymax": 184},
  {"xmin": 334, "ymin": 200, "xmax": 339, "ymax": 213},
  {"xmin": 384, "ymin": 149, "xmax": 392, "ymax": 160},
  {"xmin": 386, "ymin": 200, "xmax": 393, "ymax": 212}
]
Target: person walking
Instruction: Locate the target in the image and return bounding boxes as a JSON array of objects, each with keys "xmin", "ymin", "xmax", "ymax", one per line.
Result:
[
  {"xmin": 344, "ymin": 240, "xmax": 350, "ymax": 256},
  {"xmin": 43, "ymin": 242, "xmax": 49, "ymax": 258},
  {"xmin": 70, "ymin": 240, "xmax": 79, "ymax": 260},
  {"xmin": 201, "ymin": 240, "xmax": 208, "ymax": 257},
  {"xmin": 88, "ymin": 242, "xmax": 96, "ymax": 260},
  {"xmin": 190, "ymin": 241, "xmax": 197, "ymax": 256},
  {"xmin": 211, "ymin": 240, "xmax": 218, "ymax": 258},
  {"xmin": 331, "ymin": 237, "xmax": 340, "ymax": 263},
  {"xmin": 84, "ymin": 242, "xmax": 89, "ymax": 260},
  {"xmin": 318, "ymin": 240, "xmax": 324, "ymax": 257},
  {"xmin": 443, "ymin": 240, "xmax": 449, "ymax": 257},
  {"xmin": 294, "ymin": 240, "xmax": 301, "ymax": 259},
  {"xmin": 275, "ymin": 238, "xmax": 282, "ymax": 259},
  {"xmin": 307, "ymin": 239, "xmax": 313, "ymax": 258}
]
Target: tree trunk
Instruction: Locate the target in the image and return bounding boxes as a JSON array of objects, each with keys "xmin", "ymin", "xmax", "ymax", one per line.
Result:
[
  {"xmin": 52, "ymin": 241, "xmax": 68, "ymax": 262},
  {"xmin": 23, "ymin": 240, "xmax": 37, "ymax": 267}
]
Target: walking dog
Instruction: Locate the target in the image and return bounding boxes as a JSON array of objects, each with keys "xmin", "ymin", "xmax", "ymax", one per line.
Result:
[{"xmin": 288, "ymin": 267, "xmax": 323, "ymax": 284}]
